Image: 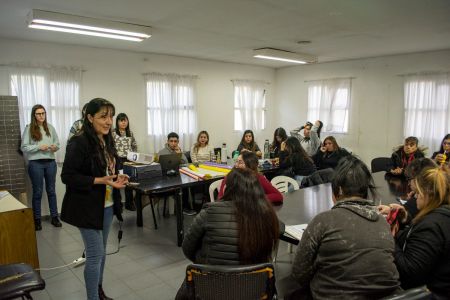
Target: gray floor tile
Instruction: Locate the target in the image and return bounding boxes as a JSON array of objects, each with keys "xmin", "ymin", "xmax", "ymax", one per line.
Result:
[
  {"xmin": 122, "ymin": 270, "xmax": 164, "ymax": 291},
  {"xmin": 135, "ymin": 282, "xmax": 178, "ymax": 300}
]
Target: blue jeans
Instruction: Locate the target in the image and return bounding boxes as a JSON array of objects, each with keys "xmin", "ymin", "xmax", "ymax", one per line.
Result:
[
  {"xmin": 27, "ymin": 159, "xmax": 58, "ymax": 219},
  {"xmin": 79, "ymin": 207, "xmax": 113, "ymax": 300}
]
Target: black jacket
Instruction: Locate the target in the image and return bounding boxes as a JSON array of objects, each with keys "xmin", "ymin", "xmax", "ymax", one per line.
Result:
[
  {"xmin": 60, "ymin": 134, "xmax": 122, "ymax": 229},
  {"xmin": 313, "ymin": 148, "xmax": 350, "ymax": 170},
  {"xmin": 182, "ymin": 201, "xmax": 240, "ymax": 265},
  {"xmin": 390, "ymin": 148, "xmax": 425, "ymax": 173},
  {"xmin": 279, "ymin": 151, "xmax": 316, "ymax": 177},
  {"xmin": 395, "ymin": 205, "xmax": 450, "ymax": 296}
]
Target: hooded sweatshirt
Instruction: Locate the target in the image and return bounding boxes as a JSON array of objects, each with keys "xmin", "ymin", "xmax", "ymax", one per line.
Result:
[
  {"xmin": 158, "ymin": 143, "xmax": 188, "ymax": 165},
  {"xmin": 291, "ymin": 198, "xmax": 400, "ymax": 299}
]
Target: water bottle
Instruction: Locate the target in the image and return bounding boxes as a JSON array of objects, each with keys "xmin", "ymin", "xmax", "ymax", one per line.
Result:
[
  {"xmin": 264, "ymin": 139, "xmax": 270, "ymax": 159},
  {"xmin": 210, "ymin": 150, "xmax": 215, "ymax": 162},
  {"xmin": 221, "ymin": 143, "xmax": 228, "ymax": 164}
]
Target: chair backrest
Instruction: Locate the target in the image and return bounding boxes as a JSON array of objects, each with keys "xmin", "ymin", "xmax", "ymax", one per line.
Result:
[
  {"xmin": 271, "ymin": 176, "xmax": 299, "ymax": 193},
  {"xmin": 380, "ymin": 286, "xmax": 432, "ymax": 300},
  {"xmin": 184, "ymin": 263, "xmax": 276, "ymax": 300},
  {"xmin": 208, "ymin": 179, "xmax": 223, "ymax": 202},
  {"xmin": 185, "ymin": 151, "xmax": 192, "ymax": 163},
  {"xmin": 371, "ymin": 157, "xmax": 391, "ymax": 173}
]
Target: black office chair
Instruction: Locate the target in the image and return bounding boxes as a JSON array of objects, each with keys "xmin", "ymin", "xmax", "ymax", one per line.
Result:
[
  {"xmin": 380, "ymin": 286, "xmax": 432, "ymax": 300},
  {"xmin": 0, "ymin": 263, "xmax": 45, "ymax": 300},
  {"xmin": 300, "ymin": 168, "xmax": 334, "ymax": 188},
  {"xmin": 182, "ymin": 263, "xmax": 277, "ymax": 300},
  {"xmin": 371, "ymin": 157, "xmax": 392, "ymax": 173},
  {"xmin": 185, "ymin": 151, "xmax": 192, "ymax": 163}
]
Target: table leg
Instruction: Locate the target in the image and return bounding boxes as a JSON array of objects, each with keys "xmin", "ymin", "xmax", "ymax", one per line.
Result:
[
  {"xmin": 176, "ymin": 188, "xmax": 184, "ymax": 246},
  {"xmin": 136, "ymin": 190, "xmax": 143, "ymax": 227}
]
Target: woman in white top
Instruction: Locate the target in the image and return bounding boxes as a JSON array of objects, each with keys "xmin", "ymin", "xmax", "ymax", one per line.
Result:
[{"xmin": 190, "ymin": 131, "xmax": 213, "ymax": 163}]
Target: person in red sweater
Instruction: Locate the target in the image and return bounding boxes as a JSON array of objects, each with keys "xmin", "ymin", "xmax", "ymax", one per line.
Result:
[{"xmin": 218, "ymin": 151, "xmax": 283, "ymax": 204}]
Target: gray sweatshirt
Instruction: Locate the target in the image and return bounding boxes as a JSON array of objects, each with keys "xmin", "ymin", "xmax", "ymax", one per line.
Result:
[{"xmin": 290, "ymin": 124, "xmax": 321, "ymax": 156}]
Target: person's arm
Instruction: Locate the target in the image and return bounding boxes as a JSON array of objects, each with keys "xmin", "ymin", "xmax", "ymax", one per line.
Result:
[
  {"xmin": 278, "ymin": 150, "xmax": 291, "ymax": 169},
  {"xmin": 291, "ymin": 215, "xmax": 322, "ymax": 287},
  {"xmin": 309, "ymin": 121, "xmax": 321, "ymax": 152},
  {"xmin": 190, "ymin": 145, "xmax": 199, "ymax": 163},
  {"xmin": 290, "ymin": 127, "xmax": 304, "ymax": 140},
  {"xmin": 394, "ymin": 223, "xmax": 444, "ymax": 289},
  {"xmin": 21, "ymin": 126, "xmax": 41, "ymax": 153},
  {"xmin": 259, "ymin": 175, "xmax": 283, "ymax": 203},
  {"xmin": 255, "ymin": 143, "xmax": 262, "ymax": 157},
  {"xmin": 182, "ymin": 208, "xmax": 208, "ymax": 262}
]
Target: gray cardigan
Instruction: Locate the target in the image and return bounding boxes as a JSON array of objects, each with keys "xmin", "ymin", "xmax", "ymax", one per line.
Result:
[{"xmin": 290, "ymin": 124, "xmax": 321, "ymax": 156}]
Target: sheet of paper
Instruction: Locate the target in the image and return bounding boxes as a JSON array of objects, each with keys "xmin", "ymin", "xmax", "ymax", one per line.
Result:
[{"xmin": 285, "ymin": 224, "xmax": 308, "ymax": 240}]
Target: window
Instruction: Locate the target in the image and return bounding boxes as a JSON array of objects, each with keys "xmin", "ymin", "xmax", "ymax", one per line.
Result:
[
  {"xmin": 145, "ymin": 73, "xmax": 197, "ymax": 153},
  {"xmin": 403, "ymin": 73, "xmax": 450, "ymax": 151},
  {"xmin": 9, "ymin": 66, "xmax": 82, "ymax": 162},
  {"xmin": 307, "ymin": 78, "xmax": 351, "ymax": 133},
  {"xmin": 232, "ymin": 79, "xmax": 267, "ymax": 131}
]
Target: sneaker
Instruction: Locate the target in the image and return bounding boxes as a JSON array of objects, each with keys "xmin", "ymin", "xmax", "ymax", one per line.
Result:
[
  {"xmin": 183, "ymin": 209, "xmax": 197, "ymax": 216},
  {"xmin": 34, "ymin": 219, "xmax": 42, "ymax": 231},
  {"xmin": 51, "ymin": 216, "xmax": 62, "ymax": 227}
]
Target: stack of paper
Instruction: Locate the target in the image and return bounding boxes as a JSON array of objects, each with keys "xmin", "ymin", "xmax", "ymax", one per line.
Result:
[{"xmin": 285, "ymin": 224, "xmax": 308, "ymax": 240}]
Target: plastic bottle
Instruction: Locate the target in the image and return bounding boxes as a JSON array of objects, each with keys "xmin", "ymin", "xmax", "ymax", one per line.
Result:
[
  {"xmin": 441, "ymin": 152, "xmax": 447, "ymax": 166},
  {"xmin": 221, "ymin": 143, "xmax": 228, "ymax": 164},
  {"xmin": 210, "ymin": 150, "xmax": 215, "ymax": 162},
  {"xmin": 264, "ymin": 139, "xmax": 270, "ymax": 159}
]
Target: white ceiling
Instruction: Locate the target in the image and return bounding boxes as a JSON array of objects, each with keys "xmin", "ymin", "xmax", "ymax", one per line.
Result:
[{"xmin": 1, "ymin": 0, "xmax": 449, "ymax": 68}]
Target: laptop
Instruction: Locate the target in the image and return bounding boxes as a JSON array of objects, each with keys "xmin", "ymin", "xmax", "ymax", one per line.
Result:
[{"xmin": 159, "ymin": 153, "xmax": 182, "ymax": 176}]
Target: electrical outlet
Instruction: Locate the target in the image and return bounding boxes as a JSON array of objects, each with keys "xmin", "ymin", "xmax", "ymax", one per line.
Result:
[{"xmin": 72, "ymin": 257, "xmax": 86, "ymax": 267}]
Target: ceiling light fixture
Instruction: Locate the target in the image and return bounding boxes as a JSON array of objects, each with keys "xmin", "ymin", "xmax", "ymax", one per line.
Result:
[
  {"xmin": 27, "ymin": 10, "xmax": 151, "ymax": 42},
  {"xmin": 253, "ymin": 48, "xmax": 317, "ymax": 64}
]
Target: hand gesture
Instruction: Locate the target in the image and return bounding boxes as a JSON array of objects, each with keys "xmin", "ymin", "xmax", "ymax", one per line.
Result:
[
  {"xmin": 175, "ymin": 146, "xmax": 182, "ymax": 154},
  {"xmin": 280, "ymin": 141, "xmax": 286, "ymax": 151},
  {"xmin": 315, "ymin": 120, "xmax": 321, "ymax": 127},
  {"xmin": 39, "ymin": 144, "xmax": 49, "ymax": 151},
  {"xmin": 49, "ymin": 144, "xmax": 58, "ymax": 152},
  {"xmin": 390, "ymin": 167, "xmax": 403, "ymax": 175},
  {"xmin": 320, "ymin": 146, "xmax": 327, "ymax": 152},
  {"xmin": 113, "ymin": 174, "xmax": 129, "ymax": 189}
]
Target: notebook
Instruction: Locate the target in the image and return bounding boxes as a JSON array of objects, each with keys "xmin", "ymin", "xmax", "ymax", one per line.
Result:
[{"xmin": 284, "ymin": 224, "xmax": 308, "ymax": 240}]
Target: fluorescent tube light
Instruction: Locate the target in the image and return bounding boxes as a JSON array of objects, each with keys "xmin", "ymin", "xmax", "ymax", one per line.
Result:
[
  {"xmin": 27, "ymin": 10, "xmax": 151, "ymax": 42},
  {"xmin": 253, "ymin": 48, "xmax": 317, "ymax": 64}
]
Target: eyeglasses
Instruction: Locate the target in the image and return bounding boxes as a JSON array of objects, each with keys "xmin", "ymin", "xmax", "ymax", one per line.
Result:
[{"xmin": 35, "ymin": 112, "xmax": 46, "ymax": 116}]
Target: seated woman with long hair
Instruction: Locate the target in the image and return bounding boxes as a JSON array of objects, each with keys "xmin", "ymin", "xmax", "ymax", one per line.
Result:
[
  {"xmin": 236, "ymin": 129, "xmax": 262, "ymax": 158},
  {"xmin": 177, "ymin": 168, "xmax": 279, "ymax": 298},
  {"xmin": 278, "ymin": 136, "xmax": 316, "ymax": 183},
  {"xmin": 190, "ymin": 130, "xmax": 213, "ymax": 163},
  {"xmin": 218, "ymin": 151, "xmax": 283, "ymax": 203},
  {"xmin": 270, "ymin": 127, "xmax": 288, "ymax": 158},
  {"xmin": 288, "ymin": 156, "xmax": 400, "ymax": 299},
  {"xmin": 313, "ymin": 136, "xmax": 350, "ymax": 170},
  {"xmin": 431, "ymin": 134, "xmax": 450, "ymax": 166},
  {"xmin": 394, "ymin": 166, "xmax": 450, "ymax": 297}
]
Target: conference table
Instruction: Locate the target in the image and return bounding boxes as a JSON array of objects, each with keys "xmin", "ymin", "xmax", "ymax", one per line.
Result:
[{"xmin": 133, "ymin": 169, "xmax": 409, "ymax": 247}]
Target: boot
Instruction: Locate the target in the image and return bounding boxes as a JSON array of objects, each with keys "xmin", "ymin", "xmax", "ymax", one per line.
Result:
[
  {"xmin": 51, "ymin": 216, "xmax": 62, "ymax": 227},
  {"xmin": 34, "ymin": 218, "xmax": 42, "ymax": 231},
  {"xmin": 98, "ymin": 284, "xmax": 113, "ymax": 300}
]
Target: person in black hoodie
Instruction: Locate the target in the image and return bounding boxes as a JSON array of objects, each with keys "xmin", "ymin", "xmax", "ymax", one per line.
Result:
[
  {"xmin": 313, "ymin": 136, "xmax": 350, "ymax": 170},
  {"xmin": 390, "ymin": 136, "xmax": 425, "ymax": 175},
  {"xmin": 394, "ymin": 166, "xmax": 450, "ymax": 298}
]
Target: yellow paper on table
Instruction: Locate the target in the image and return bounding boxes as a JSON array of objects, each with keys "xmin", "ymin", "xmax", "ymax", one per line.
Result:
[
  {"xmin": 188, "ymin": 164, "xmax": 199, "ymax": 172},
  {"xmin": 199, "ymin": 164, "xmax": 231, "ymax": 174}
]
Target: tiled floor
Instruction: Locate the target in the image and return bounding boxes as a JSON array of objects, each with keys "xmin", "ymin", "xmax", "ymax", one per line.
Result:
[{"xmin": 31, "ymin": 206, "xmax": 295, "ymax": 300}]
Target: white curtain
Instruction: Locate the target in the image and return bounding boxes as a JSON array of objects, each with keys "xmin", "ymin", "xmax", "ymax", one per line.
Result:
[
  {"xmin": 232, "ymin": 79, "xmax": 267, "ymax": 132},
  {"xmin": 144, "ymin": 72, "xmax": 198, "ymax": 153},
  {"xmin": 307, "ymin": 78, "xmax": 351, "ymax": 133},
  {"xmin": 404, "ymin": 73, "xmax": 450, "ymax": 152},
  {"xmin": 9, "ymin": 66, "xmax": 82, "ymax": 162}
]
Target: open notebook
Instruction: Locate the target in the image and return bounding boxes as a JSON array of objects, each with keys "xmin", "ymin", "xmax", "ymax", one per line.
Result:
[{"xmin": 284, "ymin": 224, "xmax": 308, "ymax": 240}]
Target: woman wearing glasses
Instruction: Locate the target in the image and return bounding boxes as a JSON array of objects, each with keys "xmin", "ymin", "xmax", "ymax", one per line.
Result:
[
  {"xmin": 432, "ymin": 134, "xmax": 450, "ymax": 166},
  {"xmin": 21, "ymin": 104, "xmax": 61, "ymax": 231},
  {"xmin": 313, "ymin": 136, "xmax": 350, "ymax": 170}
]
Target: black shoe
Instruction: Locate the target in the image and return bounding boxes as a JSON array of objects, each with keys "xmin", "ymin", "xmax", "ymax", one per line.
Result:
[
  {"xmin": 51, "ymin": 216, "xmax": 62, "ymax": 227},
  {"xmin": 125, "ymin": 201, "xmax": 136, "ymax": 211},
  {"xmin": 34, "ymin": 219, "xmax": 42, "ymax": 231},
  {"xmin": 98, "ymin": 285, "xmax": 113, "ymax": 300}
]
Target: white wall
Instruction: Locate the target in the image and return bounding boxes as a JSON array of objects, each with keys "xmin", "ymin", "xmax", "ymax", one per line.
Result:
[
  {"xmin": 275, "ymin": 49, "xmax": 450, "ymax": 164},
  {"xmin": 0, "ymin": 38, "xmax": 276, "ymax": 214}
]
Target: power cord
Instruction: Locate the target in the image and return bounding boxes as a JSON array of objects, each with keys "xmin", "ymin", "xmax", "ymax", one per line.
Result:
[{"xmin": 107, "ymin": 221, "xmax": 124, "ymax": 255}]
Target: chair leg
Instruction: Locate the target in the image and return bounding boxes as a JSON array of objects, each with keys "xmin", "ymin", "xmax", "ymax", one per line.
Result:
[
  {"xmin": 149, "ymin": 197, "xmax": 158, "ymax": 229},
  {"xmin": 163, "ymin": 197, "xmax": 168, "ymax": 217}
]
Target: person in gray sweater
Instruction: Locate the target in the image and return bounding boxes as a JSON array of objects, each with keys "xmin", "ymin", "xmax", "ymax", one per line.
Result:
[
  {"xmin": 288, "ymin": 156, "xmax": 400, "ymax": 299},
  {"xmin": 158, "ymin": 132, "xmax": 188, "ymax": 164},
  {"xmin": 290, "ymin": 120, "xmax": 322, "ymax": 157}
]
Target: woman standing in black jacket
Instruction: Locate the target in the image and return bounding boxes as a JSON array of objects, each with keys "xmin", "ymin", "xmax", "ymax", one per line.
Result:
[
  {"xmin": 313, "ymin": 136, "xmax": 350, "ymax": 170},
  {"xmin": 61, "ymin": 98, "xmax": 128, "ymax": 300},
  {"xmin": 394, "ymin": 166, "xmax": 450, "ymax": 298}
]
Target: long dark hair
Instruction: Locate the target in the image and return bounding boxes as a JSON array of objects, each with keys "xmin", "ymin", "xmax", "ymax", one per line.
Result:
[
  {"xmin": 437, "ymin": 134, "xmax": 450, "ymax": 154},
  {"xmin": 222, "ymin": 168, "xmax": 279, "ymax": 264},
  {"xmin": 323, "ymin": 136, "xmax": 340, "ymax": 152},
  {"xmin": 241, "ymin": 151, "xmax": 259, "ymax": 172},
  {"xmin": 240, "ymin": 130, "xmax": 257, "ymax": 152},
  {"xmin": 29, "ymin": 104, "xmax": 50, "ymax": 141},
  {"xmin": 317, "ymin": 121, "xmax": 323, "ymax": 138},
  {"xmin": 82, "ymin": 98, "xmax": 117, "ymax": 173},
  {"xmin": 115, "ymin": 113, "xmax": 131, "ymax": 137},
  {"xmin": 271, "ymin": 127, "xmax": 287, "ymax": 151},
  {"xmin": 285, "ymin": 137, "xmax": 313, "ymax": 163},
  {"xmin": 193, "ymin": 130, "xmax": 209, "ymax": 153},
  {"xmin": 332, "ymin": 155, "xmax": 376, "ymax": 200}
]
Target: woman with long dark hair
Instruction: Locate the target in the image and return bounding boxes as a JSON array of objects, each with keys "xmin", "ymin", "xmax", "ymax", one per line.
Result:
[
  {"xmin": 236, "ymin": 129, "xmax": 262, "ymax": 158},
  {"xmin": 61, "ymin": 98, "xmax": 128, "ymax": 300},
  {"xmin": 289, "ymin": 156, "xmax": 400, "ymax": 299},
  {"xmin": 431, "ymin": 134, "xmax": 450, "ymax": 166},
  {"xmin": 394, "ymin": 166, "xmax": 450, "ymax": 297},
  {"xmin": 279, "ymin": 136, "xmax": 316, "ymax": 183},
  {"xmin": 218, "ymin": 151, "xmax": 283, "ymax": 203},
  {"xmin": 190, "ymin": 130, "xmax": 213, "ymax": 163},
  {"xmin": 183, "ymin": 168, "xmax": 279, "ymax": 264},
  {"xmin": 113, "ymin": 112, "xmax": 137, "ymax": 210},
  {"xmin": 313, "ymin": 136, "xmax": 350, "ymax": 170},
  {"xmin": 21, "ymin": 104, "xmax": 61, "ymax": 230},
  {"xmin": 270, "ymin": 127, "xmax": 287, "ymax": 158}
]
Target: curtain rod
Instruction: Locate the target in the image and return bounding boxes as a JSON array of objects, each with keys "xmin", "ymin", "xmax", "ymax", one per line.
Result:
[
  {"xmin": 142, "ymin": 72, "xmax": 198, "ymax": 78},
  {"xmin": 0, "ymin": 63, "xmax": 86, "ymax": 72},
  {"xmin": 230, "ymin": 79, "xmax": 271, "ymax": 85},
  {"xmin": 397, "ymin": 70, "xmax": 450, "ymax": 77},
  {"xmin": 304, "ymin": 76, "xmax": 355, "ymax": 83}
]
